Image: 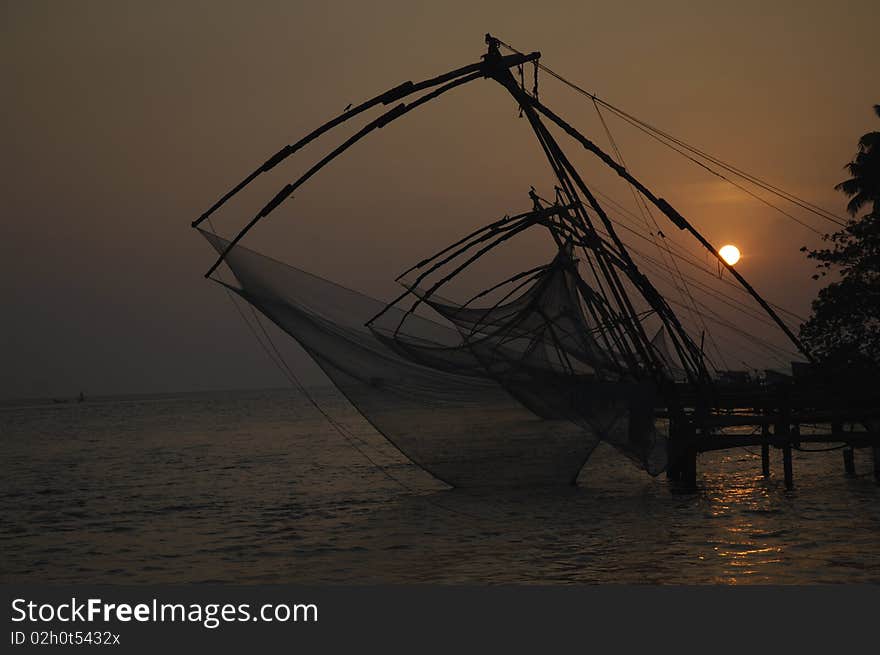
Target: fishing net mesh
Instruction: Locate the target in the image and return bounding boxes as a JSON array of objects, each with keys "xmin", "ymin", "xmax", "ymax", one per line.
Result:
[{"xmin": 201, "ymin": 229, "xmax": 666, "ymax": 486}]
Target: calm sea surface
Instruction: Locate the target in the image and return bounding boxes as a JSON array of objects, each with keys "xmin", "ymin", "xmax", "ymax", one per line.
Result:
[{"xmin": 2, "ymin": 388, "xmax": 879, "ymax": 584}]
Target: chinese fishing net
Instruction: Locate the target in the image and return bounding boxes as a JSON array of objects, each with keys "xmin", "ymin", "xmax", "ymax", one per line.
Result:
[{"xmin": 200, "ymin": 229, "xmax": 667, "ymax": 487}]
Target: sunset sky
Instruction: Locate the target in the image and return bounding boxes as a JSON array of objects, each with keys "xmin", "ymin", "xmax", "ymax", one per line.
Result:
[{"xmin": 2, "ymin": 0, "xmax": 878, "ymax": 398}]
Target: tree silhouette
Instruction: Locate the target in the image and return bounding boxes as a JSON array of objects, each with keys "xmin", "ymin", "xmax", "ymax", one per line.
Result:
[
  {"xmin": 834, "ymin": 105, "xmax": 880, "ymax": 217},
  {"xmin": 800, "ymin": 105, "xmax": 880, "ymax": 373}
]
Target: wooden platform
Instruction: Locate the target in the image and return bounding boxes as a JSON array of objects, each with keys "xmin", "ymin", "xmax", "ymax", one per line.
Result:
[{"xmin": 663, "ymin": 380, "xmax": 880, "ymax": 491}]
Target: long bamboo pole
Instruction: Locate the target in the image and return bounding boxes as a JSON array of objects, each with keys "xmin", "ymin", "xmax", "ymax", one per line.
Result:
[
  {"xmin": 531, "ymin": 100, "xmax": 813, "ymax": 363},
  {"xmin": 193, "ymin": 51, "xmax": 539, "ymax": 229}
]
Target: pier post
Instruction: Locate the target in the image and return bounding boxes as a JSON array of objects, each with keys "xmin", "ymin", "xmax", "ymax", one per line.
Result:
[
  {"xmin": 761, "ymin": 416, "xmax": 770, "ymax": 477},
  {"xmin": 666, "ymin": 452, "xmax": 678, "ymax": 480},
  {"xmin": 667, "ymin": 414, "xmax": 697, "ymax": 491},
  {"xmin": 683, "ymin": 445, "xmax": 697, "ymax": 491},
  {"xmin": 873, "ymin": 447, "xmax": 880, "ymax": 483},
  {"xmin": 666, "ymin": 415, "xmax": 680, "ymax": 481},
  {"xmin": 832, "ymin": 421, "xmax": 853, "ymax": 475},
  {"xmin": 783, "ymin": 445, "xmax": 794, "ymax": 490},
  {"xmin": 843, "ymin": 447, "xmax": 855, "ymax": 475},
  {"xmin": 776, "ymin": 391, "xmax": 792, "ymax": 489}
]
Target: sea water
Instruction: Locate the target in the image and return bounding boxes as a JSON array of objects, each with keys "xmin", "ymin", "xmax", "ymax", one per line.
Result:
[{"xmin": 2, "ymin": 388, "xmax": 879, "ymax": 584}]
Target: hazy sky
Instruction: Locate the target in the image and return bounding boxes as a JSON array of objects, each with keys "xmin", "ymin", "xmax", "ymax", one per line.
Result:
[{"xmin": 2, "ymin": 0, "xmax": 878, "ymax": 398}]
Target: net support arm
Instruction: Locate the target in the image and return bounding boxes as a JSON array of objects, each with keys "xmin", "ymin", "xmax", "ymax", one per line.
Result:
[
  {"xmin": 201, "ymin": 52, "xmax": 541, "ymax": 279},
  {"xmin": 194, "ymin": 54, "xmax": 533, "ymax": 229},
  {"xmin": 395, "ymin": 202, "xmax": 577, "ymax": 282},
  {"xmin": 366, "ymin": 203, "xmax": 568, "ymax": 329},
  {"xmin": 531, "ymin": 100, "xmax": 814, "ymax": 363},
  {"xmin": 193, "ymin": 50, "xmax": 541, "ymax": 229},
  {"xmin": 203, "ymin": 71, "xmax": 483, "ymax": 278}
]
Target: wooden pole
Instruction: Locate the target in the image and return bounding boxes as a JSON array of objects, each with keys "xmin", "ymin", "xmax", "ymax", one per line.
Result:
[
  {"xmin": 783, "ymin": 445, "xmax": 794, "ymax": 490},
  {"xmin": 483, "ymin": 38, "xmax": 692, "ymax": 383},
  {"xmin": 761, "ymin": 413, "xmax": 770, "ymax": 477},
  {"xmin": 665, "ymin": 414, "xmax": 697, "ymax": 490},
  {"xmin": 776, "ymin": 390, "xmax": 793, "ymax": 489},
  {"xmin": 666, "ymin": 415, "xmax": 681, "ymax": 481},
  {"xmin": 204, "ymin": 70, "xmax": 487, "ymax": 278},
  {"xmin": 530, "ymin": 100, "xmax": 814, "ymax": 363},
  {"xmin": 192, "ymin": 50, "xmax": 540, "ymax": 228},
  {"xmin": 873, "ymin": 447, "xmax": 880, "ymax": 483},
  {"xmin": 684, "ymin": 445, "xmax": 697, "ymax": 491},
  {"xmin": 843, "ymin": 447, "xmax": 855, "ymax": 475}
]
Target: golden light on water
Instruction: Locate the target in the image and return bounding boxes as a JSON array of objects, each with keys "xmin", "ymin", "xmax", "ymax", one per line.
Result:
[{"xmin": 719, "ymin": 244, "xmax": 741, "ymax": 266}]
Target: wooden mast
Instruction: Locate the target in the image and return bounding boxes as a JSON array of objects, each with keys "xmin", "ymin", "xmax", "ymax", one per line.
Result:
[
  {"xmin": 197, "ymin": 50, "xmax": 540, "ymax": 278},
  {"xmin": 483, "ymin": 34, "xmax": 707, "ymax": 387}
]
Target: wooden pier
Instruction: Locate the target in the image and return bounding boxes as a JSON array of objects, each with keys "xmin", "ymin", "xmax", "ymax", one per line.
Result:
[{"xmin": 664, "ymin": 380, "xmax": 880, "ymax": 491}]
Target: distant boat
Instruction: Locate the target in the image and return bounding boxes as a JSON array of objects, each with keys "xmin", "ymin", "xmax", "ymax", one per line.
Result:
[{"xmin": 51, "ymin": 392, "xmax": 86, "ymax": 404}]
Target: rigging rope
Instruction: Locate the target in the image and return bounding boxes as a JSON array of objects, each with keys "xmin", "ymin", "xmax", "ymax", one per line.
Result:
[
  {"xmin": 535, "ymin": 187, "xmax": 803, "ymax": 368},
  {"xmin": 495, "ymin": 39, "xmax": 849, "ymax": 232},
  {"xmin": 602, "ymin": 113, "xmax": 827, "ymax": 236},
  {"xmin": 590, "ymin": 184, "xmax": 806, "ymax": 323},
  {"xmin": 592, "ymin": 99, "xmax": 729, "ymax": 370},
  {"xmin": 610, "ymin": 237, "xmax": 802, "ymax": 366},
  {"xmin": 589, "ymin": 203, "xmax": 801, "ymax": 329},
  {"xmin": 532, "ymin": 60, "xmax": 539, "ymax": 100}
]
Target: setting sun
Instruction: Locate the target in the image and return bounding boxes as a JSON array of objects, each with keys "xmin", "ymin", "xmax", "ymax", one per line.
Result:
[{"xmin": 719, "ymin": 244, "xmax": 741, "ymax": 266}]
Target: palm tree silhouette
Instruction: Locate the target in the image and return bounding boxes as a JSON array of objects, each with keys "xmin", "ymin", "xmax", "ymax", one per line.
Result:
[
  {"xmin": 834, "ymin": 104, "xmax": 880, "ymax": 217},
  {"xmin": 799, "ymin": 104, "xmax": 880, "ymax": 373}
]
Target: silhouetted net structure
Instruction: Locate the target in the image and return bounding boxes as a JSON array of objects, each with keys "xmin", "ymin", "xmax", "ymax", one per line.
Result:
[
  {"xmin": 192, "ymin": 35, "xmax": 821, "ymax": 487},
  {"xmin": 202, "ymin": 228, "xmax": 667, "ymax": 486}
]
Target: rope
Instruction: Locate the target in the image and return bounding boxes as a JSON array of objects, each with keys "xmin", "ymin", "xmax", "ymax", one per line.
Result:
[
  {"xmin": 532, "ymin": 60, "xmax": 539, "ymax": 101},
  {"xmin": 518, "ymin": 64, "xmax": 525, "ymax": 117},
  {"xmin": 592, "ymin": 99, "xmax": 728, "ymax": 370},
  {"xmin": 586, "ymin": 185, "xmax": 807, "ymax": 323},
  {"xmin": 600, "ymin": 113, "xmax": 827, "ymax": 236},
  {"xmin": 495, "ymin": 39, "xmax": 848, "ymax": 232},
  {"xmin": 582, "ymin": 206, "xmax": 803, "ymax": 366},
  {"xmin": 537, "ymin": 172, "xmax": 809, "ymax": 368}
]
